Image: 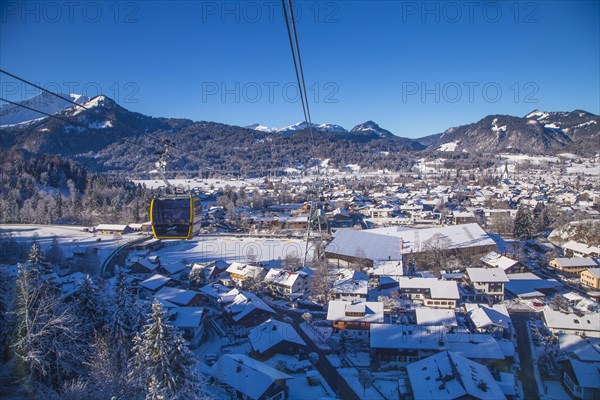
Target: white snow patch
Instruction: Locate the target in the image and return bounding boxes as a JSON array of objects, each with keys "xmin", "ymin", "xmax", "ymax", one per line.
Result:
[
  {"xmin": 574, "ymin": 120, "xmax": 597, "ymax": 128},
  {"xmin": 526, "ymin": 110, "xmax": 549, "ymax": 120},
  {"xmin": 343, "ymin": 164, "xmax": 361, "ymax": 172},
  {"xmin": 438, "ymin": 141, "xmax": 459, "ymax": 152},
  {"xmin": 491, "ymin": 118, "xmax": 507, "ymax": 133}
]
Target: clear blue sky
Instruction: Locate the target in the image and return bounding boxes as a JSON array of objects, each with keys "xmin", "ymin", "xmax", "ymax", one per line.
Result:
[{"xmin": 1, "ymin": 0, "xmax": 598, "ymax": 137}]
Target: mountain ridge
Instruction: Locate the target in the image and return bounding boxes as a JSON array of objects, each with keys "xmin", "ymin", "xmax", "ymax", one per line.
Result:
[{"xmin": 1, "ymin": 94, "xmax": 598, "ymax": 175}]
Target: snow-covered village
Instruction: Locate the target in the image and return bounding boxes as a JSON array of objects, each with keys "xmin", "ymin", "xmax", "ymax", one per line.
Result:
[
  {"xmin": 1, "ymin": 1, "xmax": 599, "ymax": 399},
  {"xmin": 1, "ymin": 149, "xmax": 599, "ymax": 400}
]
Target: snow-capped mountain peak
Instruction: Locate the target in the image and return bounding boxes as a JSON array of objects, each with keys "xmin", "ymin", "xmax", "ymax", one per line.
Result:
[
  {"xmin": 0, "ymin": 92, "xmax": 90, "ymax": 126},
  {"xmin": 247, "ymin": 121, "xmax": 348, "ymax": 134},
  {"xmin": 349, "ymin": 121, "xmax": 395, "ymax": 137}
]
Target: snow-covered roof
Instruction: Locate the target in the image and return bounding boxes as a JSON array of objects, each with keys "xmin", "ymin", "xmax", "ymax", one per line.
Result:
[
  {"xmin": 563, "ymin": 240, "xmax": 600, "ymax": 256},
  {"xmin": 139, "ymin": 274, "xmax": 172, "ymax": 291},
  {"xmin": 212, "ymin": 354, "xmax": 291, "ymax": 399},
  {"xmin": 480, "ymin": 251, "xmax": 519, "ymax": 271},
  {"xmin": 199, "ymin": 283, "xmax": 232, "ymax": 299},
  {"xmin": 264, "ymin": 268, "xmax": 306, "ymax": 287},
  {"xmin": 225, "ymin": 291, "xmax": 275, "ymax": 322},
  {"xmin": 326, "ymin": 301, "xmax": 384, "ymax": 323},
  {"xmin": 446, "ymin": 336, "xmax": 505, "ymax": 361},
  {"xmin": 466, "ymin": 267, "xmax": 509, "ymax": 283},
  {"xmin": 155, "ymin": 286, "xmax": 199, "ymax": 306},
  {"xmin": 465, "ymin": 304, "xmax": 511, "ymax": 330},
  {"xmin": 543, "ymin": 309, "xmax": 600, "ymax": 333},
  {"xmin": 326, "ymin": 223, "xmax": 495, "ymax": 261},
  {"xmin": 248, "ymin": 319, "xmax": 306, "ymax": 354},
  {"xmin": 132, "ymin": 257, "xmax": 160, "ymax": 272},
  {"xmin": 370, "ymin": 324, "xmax": 504, "ymax": 360},
  {"xmin": 369, "ymin": 260, "xmax": 404, "ymax": 277},
  {"xmin": 226, "ymin": 262, "xmax": 265, "ymax": 278},
  {"xmin": 169, "ymin": 307, "xmax": 204, "ymax": 328},
  {"xmin": 505, "ymin": 273, "xmax": 562, "ymax": 298},
  {"xmin": 567, "ymin": 359, "xmax": 600, "ymax": 389},
  {"xmin": 161, "ymin": 262, "xmax": 187, "ymax": 275},
  {"xmin": 558, "ymin": 334, "xmax": 600, "ymax": 362},
  {"xmin": 415, "ymin": 308, "xmax": 458, "ymax": 326},
  {"xmin": 96, "ymin": 224, "xmax": 129, "ymax": 231},
  {"xmin": 552, "ymin": 257, "xmax": 599, "ymax": 268},
  {"xmin": 407, "ymin": 351, "xmax": 506, "ymax": 400},
  {"xmin": 585, "ymin": 268, "xmax": 600, "ymax": 278},
  {"xmin": 397, "ymin": 277, "xmax": 460, "ymax": 299},
  {"xmin": 332, "ymin": 279, "xmax": 368, "ymax": 296}
]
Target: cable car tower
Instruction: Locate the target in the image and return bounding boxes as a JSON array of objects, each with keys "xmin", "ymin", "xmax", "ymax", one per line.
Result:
[{"xmin": 303, "ymin": 170, "xmax": 329, "ymax": 267}]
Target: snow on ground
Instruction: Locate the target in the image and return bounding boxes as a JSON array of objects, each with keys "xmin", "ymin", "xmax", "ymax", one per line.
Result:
[
  {"xmin": 262, "ymin": 354, "xmax": 335, "ymax": 400},
  {"xmin": 438, "ymin": 141, "xmax": 459, "ymax": 152},
  {"xmin": 544, "ymin": 123, "xmax": 559, "ymax": 129},
  {"xmin": 373, "ymin": 371, "xmax": 404, "ymax": 400},
  {"xmin": 325, "ymin": 354, "xmax": 343, "ymax": 368},
  {"xmin": 338, "ymin": 368, "xmax": 385, "ymax": 399},
  {"xmin": 505, "ymin": 298, "xmax": 539, "ymax": 312},
  {"xmin": 299, "ymin": 322, "xmax": 332, "ymax": 350},
  {"xmin": 557, "ymin": 153, "xmax": 578, "ymax": 159},
  {"xmin": 133, "ymin": 178, "xmax": 264, "ymax": 190},
  {"xmin": 491, "ymin": 118, "xmax": 507, "ymax": 133},
  {"xmin": 152, "ymin": 236, "xmax": 308, "ymax": 264},
  {"xmin": 541, "ymin": 381, "xmax": 571, "ymax": 400},
  {"xmin": 0, "ymin": 224, "xmax": 141, "ymax": 266},
  {"xmin": 566, "ymin": 163, "xmax": 600, "ymax": 176},
  {"xmin": 346, "ymin": 351, "xmax": 371, "ymax": 367},
  {"xmin": 500, "ymin": 154, "xmax": 560, "ymax": 164}
]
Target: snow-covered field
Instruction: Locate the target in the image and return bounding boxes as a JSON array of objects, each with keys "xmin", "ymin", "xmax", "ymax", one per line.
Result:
[
  {"xmin": 499, "ymin": 154, "xmax": 560, "ymax": 164},
  {"xmin": 0, "ymin": 224, "xmax": 141, "ymax": 266},
  {"xmin": 566, "ymin": 163, "xmax": 600, "ymax": 176},
  {"xmin": 151, "ymin": 236, "xmax": 308, "ymax": 264}
]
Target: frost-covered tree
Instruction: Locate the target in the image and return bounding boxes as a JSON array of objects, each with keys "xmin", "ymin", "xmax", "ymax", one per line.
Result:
[
  {"xmin": 283, "ymin": 253, "xmax": 302, "ymax": 271},
  {"xmin": 128, "ymin": 299, "xmax": 206, "ymax": 400},
  {"xmin": 359, "ymin": 370, "xmax": 373, "ymax": 396},
  {"xmin": 74, "ymin": 275, "xmax": 105, "ymax": 336},
  {"xmin": 27, "ymin": 243, "xmax": 44, "ymax": 265},
  {"xmin": 534, "ymin": 204, "xmax": 552, "ymax": 234},
  {"xmin": 351, "ymin": 247, "xmax": 371, "ymax": 271},
  {"xmin": 513, "ymin": 204, "xmax": 534, "ymax": 240},
  {"xmin": 421, "ymin": 233, "xmax": 452, "ymax": 275},
  {"xmin": 13, "ymin": 263, "xmax": 87, "ymax": 391},
  {"xmin": 85, "ymin": 333, "xmax": 135, "ymax": 400},
  {"xmin": 0, "ymin": 268, "xmax": 15, "ymax": 359},
  {"xmin": 310, "ymin": 260, "xmax": 331, "ymax": 302},
  {"xmin": 108, "ymin": 270, "xmax": 142, "ymax": 377},
  {"xmin": 189, "ymin": 264, "xmax": 207, "ymax": 287},
  {"xmin": 302, "ymin": 312, "xmax": 313, "ymax": 325}
]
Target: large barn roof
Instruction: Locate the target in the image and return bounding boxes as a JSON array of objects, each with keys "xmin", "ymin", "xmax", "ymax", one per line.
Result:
[{"xmin": 325, "ymin": 223, "xmax": 495, "ymax": 261}]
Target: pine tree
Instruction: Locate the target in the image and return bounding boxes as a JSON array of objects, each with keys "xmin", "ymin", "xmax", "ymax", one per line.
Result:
[
  {"xmin": 14, "ymin": 264, "xmax": 87, "ymax": 391},
  {"xmin": 45, "ymin": 235, "xmax": 63, "ymax": 264},
  {"xmin": 534, "ymin": 204, "xmax": 552, "ymax": 233},
  {"xmin": 129, "ymin": 299, "xmax": 205, "ymax": 400},
  {"xmin": 513, "ymin": 204, "xmax": 534, "ymax": 240},
  {"xmin": 108, "ymin": 270, "xmax": 142, "ymax": 377},
  {"xmin": 27, "ymin": 243, "xmax": 44, "ymax": 264},
  {"xmin": 74, "ymin": 275, "xmax": 105, "ymax": 336}
]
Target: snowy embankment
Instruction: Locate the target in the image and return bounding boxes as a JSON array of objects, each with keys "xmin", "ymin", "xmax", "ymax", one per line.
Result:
[{"xmin": 0, "ymin": 224, "xmax": 142, "ymax": 267}]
